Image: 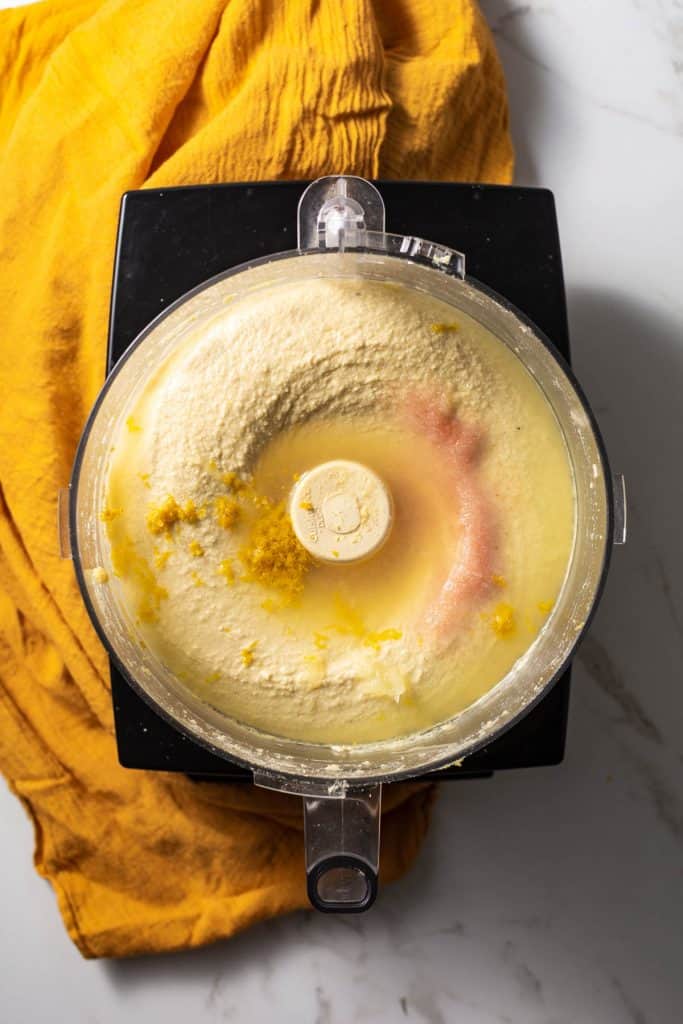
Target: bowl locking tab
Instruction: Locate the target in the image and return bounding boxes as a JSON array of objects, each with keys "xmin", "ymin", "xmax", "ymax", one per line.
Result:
[
  {"xmin": 297, "ymin": 175, "xmax": 385, "ymax": 252},
  {"xmin": 297, "ymin": 175, "xmax": 466, "ymax": 277}
]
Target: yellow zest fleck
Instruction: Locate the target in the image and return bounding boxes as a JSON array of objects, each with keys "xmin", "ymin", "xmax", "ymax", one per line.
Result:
[
  {"xmin": 99, "ymin": 506, "xmax": 122, "ymax": 522},
  {"xmin": 147, "ymin": 496, "xmax": 203, "ymax": 535},
  {"xmin": 363, "ymin": 628, "xmax": 403, "ymax": 651},
  {"xmin": 191, "ymin": 571, "xmax": 204, "ymax": 588},
  {"xmin": 326, "ymin": 596, "xmax": 402, "ymax": 651},
  {"xmin": 292, "ymin": 472, "xmax": 301, "ymax": 482},
  {"xmin": 313, "ymin": 631, "xmax": 329, "ymax": 650},
  {"xmin": 138, "ymin": 472, "xmax": 151, "ymax": 489},
  {"xmin": 221, "ymin": 470, "xmax": 247, "ymax": 494},
  {"xmin": 154, "ymin": 548, "xmax": 171, "ymax": 570},
  {"xmin": 218, "ymin": 559, "xmax": 235, "ymax": 585},
  {"xmin": 238, "ymin": 499, "xmax": 312, "ymax": 597},
  {"xmin": 125, "ymin": 416, "xmax": 142, "ymax": 433},
  {"xmin": 220, "ymin": 625, "xmax": 232, "ymax": 634},
  {"xmin": 204, "ymin": 671, "xmax": 221, "ymax": 684},
  {"xmin": 241, "ymin": 641, "xmax": 258, "ymax": 667},
  {"xmin": 492, "ymin": 574, "xmax": 507, "ymax": 589},
  {"xmin": 214, "ymin": 495, "xmax": 241, "ymax": 529},
  {"xmin": 261, "ymin": 597, "xmax": 279, "ymax": 612},
  {"xmin": 299, "ymin": 500, "xmax": 314, "ymax": 511},
  {"xmin": 538, "ymin": 600, "xmax": 554, "ymax": 614},
  {"xmin": 188, "ymin": 540, "xmax": 204, "ymax": 557},
  {"xmin": 207, "ymin": 459, "xmax": 218, "ymax": 473},
  {"xmin": 331, "ymin": 550, "xmax": 340, "ymax": 558},
  {"xmin": 430, "ymin": 322, "xmax": 459, "ymax": 334},
  {"xmin": 492, "ymin": 602, "xmax": 515, "ymax": 637},
  {"xmin": 110, "ymin": 538, "xmax": 168, "ymax": 622}
]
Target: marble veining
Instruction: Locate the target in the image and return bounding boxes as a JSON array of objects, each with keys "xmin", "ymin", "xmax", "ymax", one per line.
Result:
[
  {"xmin": 577, "ymin": 635, "xmax": 663, "ymax": 745},
  {"xmin": 2, "ymin": 1, "xmax": 683, "ymax": 1023},
  {"xmin": 487, "ymin": 0, "xmax": 683, "ymax": 136}
]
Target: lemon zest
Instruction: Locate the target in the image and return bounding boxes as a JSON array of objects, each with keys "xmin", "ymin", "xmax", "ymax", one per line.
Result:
[
  {"xmin": 214, "ymin": 495, "xmax": 241, "ymax": 529},
  {"xmin": 363, "ymin": 628, "xmax": 403, "ymax": 651},
  {"xmin": 154, "ymin": 548, "xmax": 171, "ymax": 570},
  {"xmin": 218, "ymin": 559, "xmax": 235, "ymax": 585},
  {"xmin": 238, "ymin": 499, "xmax": 311, "ymax": 597},
  {"xmin": 147, "ymin": 496, "xmax": 203, "ymax": 535},
  {"xmin": 99, "ymin": 506, "xmax": 122, "ymax": 522},
  {"xmin": 492, "ymin": 602, "xmax": 515, "ymax": 636},
  {"xmin": 241, "ymin": 641, "xmax": 258, "ymax": 667}
]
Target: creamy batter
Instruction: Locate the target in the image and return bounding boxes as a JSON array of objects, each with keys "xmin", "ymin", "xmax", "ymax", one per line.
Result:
[{"xmin": 101, "ymin": 278, "xmax": 575, "ymax": 744}]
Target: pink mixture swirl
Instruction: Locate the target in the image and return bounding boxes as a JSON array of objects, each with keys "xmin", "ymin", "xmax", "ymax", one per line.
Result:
[{"xmin": 404, "ymin": 392, "xmax": 497, "ymax": 649}]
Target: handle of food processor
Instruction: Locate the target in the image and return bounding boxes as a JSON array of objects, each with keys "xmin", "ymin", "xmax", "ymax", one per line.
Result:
[
  {"xmin": 303, "ymin": 783, "xmax": 381, "ymax": 913},
  {"xmin": 253, "ymin": 772, "xmax": 382, "ymax": 912}
]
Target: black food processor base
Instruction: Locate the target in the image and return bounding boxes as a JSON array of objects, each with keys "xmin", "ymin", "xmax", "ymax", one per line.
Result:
[{"xmin": 108, "ymin": 181, "xmax": 572, "ymax": 781}]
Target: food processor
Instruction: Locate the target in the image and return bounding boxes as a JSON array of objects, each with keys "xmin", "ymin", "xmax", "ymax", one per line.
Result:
[{"xmin": 62, "ymin": 176, "xmax": 626, "ymax": 911}]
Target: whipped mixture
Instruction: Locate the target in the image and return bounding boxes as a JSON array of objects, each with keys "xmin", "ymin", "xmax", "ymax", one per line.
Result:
[{"xmin": 101, "ymin": 278, "xmax": 575, "ymax": 744}]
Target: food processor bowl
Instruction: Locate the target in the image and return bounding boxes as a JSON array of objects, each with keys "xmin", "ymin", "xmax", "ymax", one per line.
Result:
[{"xmin": 66, "ymin": 177, "xmax": 626, "ymax": 911}]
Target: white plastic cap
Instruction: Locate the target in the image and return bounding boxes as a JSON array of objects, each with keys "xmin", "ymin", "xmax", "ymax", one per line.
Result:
[{"xmin": 289, "ymin": 460, "xmax": 393, "ymax": 564}]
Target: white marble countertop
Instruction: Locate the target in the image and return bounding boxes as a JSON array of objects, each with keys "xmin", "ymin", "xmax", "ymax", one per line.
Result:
[{"xmin": 2, "ymin": 1, "xmax": 682, "ymax": 1021}]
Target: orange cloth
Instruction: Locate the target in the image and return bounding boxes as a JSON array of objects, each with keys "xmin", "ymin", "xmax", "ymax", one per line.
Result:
[{"xmin": 0, "ymin": 0, "xmax": 512, "ymax": 958}]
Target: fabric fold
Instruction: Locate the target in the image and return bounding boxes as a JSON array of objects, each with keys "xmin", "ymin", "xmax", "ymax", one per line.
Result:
[{"xmin": 0, "ymin": 0, "xmax": 512, "ymax": 958}]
